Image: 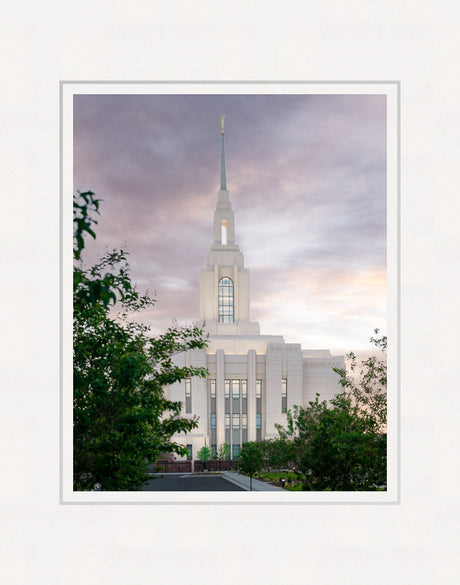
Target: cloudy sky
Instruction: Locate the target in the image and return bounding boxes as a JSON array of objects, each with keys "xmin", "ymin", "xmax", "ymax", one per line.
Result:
[{"xmin": 73, "ymin": 92, "xmax": 387, "ymax": 353}]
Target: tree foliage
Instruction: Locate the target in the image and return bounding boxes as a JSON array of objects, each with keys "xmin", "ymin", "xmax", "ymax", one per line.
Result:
[
  {"xmin": 217, "ymin": 442, "xmax": 230, "ymax": 461},
  {"xmin": 276, "ymin": 332, "xmax": 387, "ymax": 491},
  {"xmin": 215, "ymin": 442, "xmax": 230, "ymax": 470},
  {"xmin": 333, "ymin": 329, "xmax": 387, "ymax": 434},
  {"xmin": 73, "ymin": 191, "xmax": 208, "ymax": 491},
  {"xmin": 197, "ymin": 446, "xmax": 212, "ymax": 470},
  {"xmin": 260, "ymin": 438, "xmax": 296, "ymax": 481},
  {"xmin": 238, "ymin": 442, "xmax": 264, "ymax": 490}
]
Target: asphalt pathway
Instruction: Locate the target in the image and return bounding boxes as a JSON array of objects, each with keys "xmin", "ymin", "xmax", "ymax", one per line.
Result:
[
  {"xmin": 141, "ymin": 473, "xmax": 245, "ymax": 491},
  {"xmin": 141, "ymin": 472, "xmax": 285, "ymax": 492},
  {"xmin": 221, "ymin": 471, "xmax": 284, "ymax": 491}
]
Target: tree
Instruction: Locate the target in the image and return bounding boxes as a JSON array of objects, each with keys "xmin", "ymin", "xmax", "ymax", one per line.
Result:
[
  {"xmin": 333, "ymin": 329, "xmax": 387, "ymax": 434},
  {"xmin": 261, "ymin": 438, "xmax": 295, "ymax": 482},
  {"xmin": 237, "ymin": 442, "xmax": 264, "ymax": 491},
  {"xmin": 216, "ymin": 442, "xmax": 230, "ymax": 470},
  {"xmin": 73, "ymin": 191, "xmax": 208, "ymax": 491},
  {"xmin": 197, "ymin": 446, "xmax": 212, "ymax": 471},
  {"xmin": 277, "ymin": 395, "xmax": 386, "ymax": 491},
  {"xmin": 276, "ymin": 332, "xmax": 387, "ymax": 491}
]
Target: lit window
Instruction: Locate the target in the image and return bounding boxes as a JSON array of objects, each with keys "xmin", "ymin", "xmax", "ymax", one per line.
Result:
[
  {"xmin": 185, "ymin": 379, "xmax": 191, "ymax": 413},
  {"xmin": 232, "ymin": 380, "xmax": 240, "ymax": 398},
  {"xmin": 225, "ymin": 414, "xmax": 230, "ymax": 429},
  {"xmin": 232, "ymin": 413, "xmax": 240, "ymax": 428},
  {"xmin": 210, "ymin": 379, "xmax": 216, "ymax": 398},
  {"xmin": 242, "ymin": 414, "xmax": 248, "ymax": 429},
  {"xmin": 218, "ymin": 277, "xmax": 234, "ymax": 323},
  {"xmin": 281, "ymin": 378, "xmax": 287, "ymax": 412},
  {"xmin": 256, "ymin": 380, "xmax": 262, "ymax": 398},
  {"xmin": 221, "ymin": 220, "xmax": 228, "ymax": 245}
]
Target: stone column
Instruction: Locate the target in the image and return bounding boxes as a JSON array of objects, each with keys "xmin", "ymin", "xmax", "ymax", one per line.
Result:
[
  {"xmin": 247, "ymin": 349, "xmax": 257, "ymax": 441},
  {"xmin": 265, "ymin": 344, "xmax": 282, "ymax": 438},
  {"xmin": 216, "ymin": 349, "xmax": 225, "ymax": 446},
  {"xmin": 214, "ymin": 264, "xmax": 219, "ymax": 321},
  {"xmin": 233, "ymin": 264, "xmax": 239, "ymax": 323}
]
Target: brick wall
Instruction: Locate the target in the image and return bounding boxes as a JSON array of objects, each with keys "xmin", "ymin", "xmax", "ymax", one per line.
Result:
[
  {"xmin": 151, "ymin": 459, "xmax": 238, "ymax": 473},
  {"xmin": 194, "ymin": 459, "xmax": 238, "ymax": 472}
]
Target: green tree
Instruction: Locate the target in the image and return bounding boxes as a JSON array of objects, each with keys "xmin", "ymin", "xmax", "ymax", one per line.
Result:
[
  {"xmin": 276, "ymin": 332, "xmax": 387, "ymax": 491},
  {"xmin": 197, "ymin": 446, "xmax": 212, "ymax": 471},
  {"xmin": 73, "ymin": 191, "xmax": 208, "ymax": 491},
  {"xmin": 261, "ymin": 438, "xmax": 295, "ymax": 482},
  {"xmin": 216, "ymin": 442, "xmax": 230, "ymax": 470},
  {"xmin": 334, "ymin": 329, "xmax": 387, "ymax": 433},
  {"xmin": 237, "ymin": 442, "xmax": 264, "ymax": 491},
  {"xmin": 277, "ymin": 395, "xmax": 386, "ymax": 491}
]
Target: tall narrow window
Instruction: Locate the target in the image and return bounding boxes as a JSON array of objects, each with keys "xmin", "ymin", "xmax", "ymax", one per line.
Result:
[
  {"xmin": 218, "ymin": 277, "xmax": 234, "ymax": 323},
  {"xmin": 256, "ymin": 380, "xmax": 262, "ymax": 441},
  {"xmin": 225, "ymin": 379, "xmax": 230, "ymax": 414},
  {"xmin": 210, "ymin": 379, "xmax": 216, "ymax": 398},
  {"xmin": 185, "ymin": 378, "xmax": 191, "ymax": 413},
  {"xmin": 221, "ymin": 379, "xmax": 249, "ymax": 458},
  {"xmin": 221, "ymin": 220, "xmax": 228, "ymax": 245},
  {"xmin": 232, "ymin": 380, "xmax": 240, "ymax": 414},
  {"xmin": 241, "ymin": 380, "xmax": 247, "ymax": 414},
  {"xmin": 256, "ymin": 380, "xmax": 262, "ymax": 399},
  {"xmin": 281, "ymin": 378, "xmax": 287, "ymax": 412},
  {"xmin": 210, "ymin": 380, "xmax": 217, "ymax": 445}
]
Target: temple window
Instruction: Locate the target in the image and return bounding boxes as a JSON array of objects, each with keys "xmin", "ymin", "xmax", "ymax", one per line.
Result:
[{"xmin": 218, "ymin": 277, "xmax": 234, "ymax": 322}]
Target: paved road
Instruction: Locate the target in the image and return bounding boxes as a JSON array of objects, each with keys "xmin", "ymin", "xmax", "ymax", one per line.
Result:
[{"xmin": 141, "ymin": 473, "xmax": 245, "ymax": 491}]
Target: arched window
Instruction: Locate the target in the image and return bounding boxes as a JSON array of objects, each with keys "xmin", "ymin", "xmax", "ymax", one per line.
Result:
[{"xmin": 218, "ymin": 277, "xmax": 234, "ymax": 322}]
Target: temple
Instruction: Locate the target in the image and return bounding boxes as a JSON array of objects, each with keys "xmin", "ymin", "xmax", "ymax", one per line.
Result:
[{"xmin": 168, "ymin": 118, "xmax": 344, "ymax": 460}]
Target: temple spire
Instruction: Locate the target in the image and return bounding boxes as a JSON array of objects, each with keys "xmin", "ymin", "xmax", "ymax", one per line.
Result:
[
  {"xmin": 220, "ymin": 112, "xmax": 228, "ymax": 191},
  {"xmin": 212, "ymin": 112, "xmax": 235, "ymax": 246}
]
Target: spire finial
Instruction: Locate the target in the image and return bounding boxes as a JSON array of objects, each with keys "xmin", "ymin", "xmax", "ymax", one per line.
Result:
[
  {"xmin": 220, "ymin": 110, "xmax": 230, "ymax": 191},
  {"xmin": 220, "ymin": 108, "xmax": 230, "ymax": 135}
]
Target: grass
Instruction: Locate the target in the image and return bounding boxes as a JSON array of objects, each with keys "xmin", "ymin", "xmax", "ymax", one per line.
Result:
[
  {"xmin": 284, "ymin": 483, "xmax": 303, "ymax": 491},
  {"xmin": 253, "ymin": 470, "xmax": 304, "ymax": 490},
  {"xmin": 244, "ymin": 470, "xmax": 388, "ymax": 492},
  {"xmin": 255, "ymin": 471, "xmax": 301, "ymax": 482}
]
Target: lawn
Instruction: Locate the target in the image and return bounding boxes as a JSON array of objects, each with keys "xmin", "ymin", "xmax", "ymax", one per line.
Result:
[{"xmin": 253, "ymin": 471, "xmax": 304, "ymax": 490}]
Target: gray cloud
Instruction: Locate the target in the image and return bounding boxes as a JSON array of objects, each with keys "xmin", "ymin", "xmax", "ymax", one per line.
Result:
[{"xmin": 74, "ymin": 93, "xmax": 387, "ymax": 351}]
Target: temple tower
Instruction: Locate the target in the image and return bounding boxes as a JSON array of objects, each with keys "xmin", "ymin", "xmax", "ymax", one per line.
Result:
[{"xmin": 199, "ymin": 114, "xmax": 260, "ymax": 336}]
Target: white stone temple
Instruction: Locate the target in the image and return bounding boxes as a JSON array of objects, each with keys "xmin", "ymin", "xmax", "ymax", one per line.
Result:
[{"xmin": 168, "ymin": 117, "xmax": 344, "ymax": 460}]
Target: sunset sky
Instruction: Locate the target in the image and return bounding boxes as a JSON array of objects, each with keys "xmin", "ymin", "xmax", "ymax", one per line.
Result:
[{"xmin": 73, "ymin": 93, "xmax": 387, "ymax": 353}]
